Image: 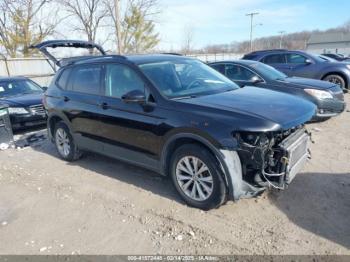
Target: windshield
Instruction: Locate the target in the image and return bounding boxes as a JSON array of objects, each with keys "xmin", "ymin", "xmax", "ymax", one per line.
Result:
[
  {"xmin": 139, "ymin": 59, "xmax": 239, "ymax": 98},
  {"xmin": 249, "ymin": 62, "xmax": 287, "ymax": 80},
  {"xmin": 0, "ymin": 79, "xmax": 43, "ymax": 98}
]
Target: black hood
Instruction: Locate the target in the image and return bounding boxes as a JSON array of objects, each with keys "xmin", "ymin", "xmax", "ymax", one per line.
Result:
[
  {"xmin": 180, "ymin": 87, "xmax": 316, "ymax": 131},
  {"xmin": 0, "ymin": 93, "xmax": 43, "ymax": 107},
  {"xmin": 275, "ymin": 77, "xmax": 335, "ymax": 90}
]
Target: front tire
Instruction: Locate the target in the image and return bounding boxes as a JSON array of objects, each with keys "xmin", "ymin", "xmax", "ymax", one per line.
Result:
[
  {"xmin": 323, "ymin": 74, "xmax": 346, "ymax": 89},
  {"xmin": 54, "ymin": 122, "xmax": 82, "ymax": 161},
  {"xmin": 170, "ymin": 144, "xmax": 227, "ymax": 210}
]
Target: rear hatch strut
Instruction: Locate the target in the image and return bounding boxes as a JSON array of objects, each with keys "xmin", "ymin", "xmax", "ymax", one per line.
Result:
[{"xmin": 31, "ymin": 40, "xmax": 106, "ymax": 68}]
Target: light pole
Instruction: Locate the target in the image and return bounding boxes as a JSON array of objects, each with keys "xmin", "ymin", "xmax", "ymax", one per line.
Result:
[
  {"xmin": 252, "ymin": 23, "xmax": 263, "ymax": 50},
  {"xmin": 114, "ymin": 0, "xmax": 123, "ymax": 54},
  {"xmin": 246, "ymin": 12, "xmax": 259, "ymax": 51},
  {"xmin": 278, "ymin": 31, "xmax": 285, "ymax": 49}
]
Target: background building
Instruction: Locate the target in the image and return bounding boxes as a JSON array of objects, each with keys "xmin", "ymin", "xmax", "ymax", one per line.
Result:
[{"xmin": 307, "ymin": 32, "xmax": 350, "ymax": 55}]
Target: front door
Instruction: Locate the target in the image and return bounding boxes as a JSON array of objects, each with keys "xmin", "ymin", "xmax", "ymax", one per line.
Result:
[
  {"xmin": 223, "ymin": 63, "xmax": 260, "ymax": 87},
  {"xmin": 98, "ymin": 63, "xmax": 163, "ymax": 171},
  {"xmin": 286, "ymin": 53, "xmax": 317, "ymax": 78}
]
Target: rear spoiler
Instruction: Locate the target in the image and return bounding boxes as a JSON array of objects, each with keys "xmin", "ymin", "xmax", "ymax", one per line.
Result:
[{"xmin": 31, "ymin": 40, "xmax": 106, "ymax": 67}]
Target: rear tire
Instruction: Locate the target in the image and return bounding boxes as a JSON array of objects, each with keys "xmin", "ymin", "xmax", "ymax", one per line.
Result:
[
  {"xmin": 323, "ymin": 74, "xmax": 346, "ymax": 89},
  {"xmin": 170, "ymin": 144, "xmax": 227, "ymax": 210},
  {"xmin": 54, "ymin": 122, "xmax": 82, "ymax": 161}
]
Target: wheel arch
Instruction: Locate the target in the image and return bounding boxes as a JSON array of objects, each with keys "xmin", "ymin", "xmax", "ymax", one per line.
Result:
[
  {"xmin": 47, "ymin": 112, "xmax": 72, "ymax": 140},
  {"xmin": 321, "ymin": 71, "xmax": 348, "ymax": 88},
  {"xmin": 160, "ymin": 133, "xmax": 236, "ymax": 198}
]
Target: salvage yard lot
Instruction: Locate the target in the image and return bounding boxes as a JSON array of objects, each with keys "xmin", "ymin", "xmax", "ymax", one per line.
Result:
[{"xmin": 0, "ymin": 96, "xmax": 349, "ymax": 255}]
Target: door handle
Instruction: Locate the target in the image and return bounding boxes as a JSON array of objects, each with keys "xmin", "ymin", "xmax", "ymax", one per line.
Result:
[
  {"xmin": 63, "ymin": 96, "xmax": 70, "ymax": 102},
  {"xmin": 100, "ymin": 102, "xmax": 109, "ymax": 110}
]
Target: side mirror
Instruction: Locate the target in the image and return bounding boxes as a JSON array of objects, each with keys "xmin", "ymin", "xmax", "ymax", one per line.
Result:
[
  {"xmin": 42, "ymin": 86, "xmax": 48, "ymax": 91},
  {"xmin": 121, "ymin": 89, "xmax": 146, "ymax": 104},
  {"xmin": 250, "ymin": 76, "xmax": 263, "ymax": 84},
  {"xmin": 305, "ymin": 59, "xmax": 313, "ymax": 65}
]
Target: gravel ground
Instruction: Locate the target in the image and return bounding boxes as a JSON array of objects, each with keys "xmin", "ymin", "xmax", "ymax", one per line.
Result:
[{"xmin": 0, "ymin": 95, "xmax": 349, "ymax": 255}]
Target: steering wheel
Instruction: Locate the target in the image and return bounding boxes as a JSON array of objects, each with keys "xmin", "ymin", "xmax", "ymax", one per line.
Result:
[{"xmin": 186, "ymin": 78, "xmax": 204, "ymax": 90}]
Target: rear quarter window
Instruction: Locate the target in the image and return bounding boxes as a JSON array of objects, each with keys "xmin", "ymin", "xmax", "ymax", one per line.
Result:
[{"xmin": 56, "ymin": 68, "xmax": 72, "ymax": 89}]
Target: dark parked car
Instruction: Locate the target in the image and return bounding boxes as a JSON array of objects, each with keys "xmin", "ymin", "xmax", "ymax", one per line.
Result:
[
  {"xmin": 209, "ymin": 60, "xmax": 345, "ymax": 120},
  {"xmin": 34, "ymin": 40, "xmax": 316, "ymax": 210},
  {"xmin": 0, "ymin": 77, "xmax": 46, "ymax": 130},
  {"xmin": 321, "ymin": 53, "xmax": 350, "ymax": 62},
  {"xmin": 242, "ymin": 49, "xmax": 350, "ymax": 90}
]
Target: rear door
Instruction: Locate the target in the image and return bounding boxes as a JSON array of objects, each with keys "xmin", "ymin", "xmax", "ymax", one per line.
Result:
[
  {"xmin": 62, "ymin": 64, "xmax": 105, "ymax": 151},
  {"xmin": 261, "ymin": 53, "xmax": 291, "ymax": 75},
  {"xmin": 210, "ymin": 64, "xmax": 225, "ymax": 74}
]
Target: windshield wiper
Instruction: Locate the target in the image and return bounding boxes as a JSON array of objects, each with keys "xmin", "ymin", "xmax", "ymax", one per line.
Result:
[
  {"xmin": 221, "ymin": 88, "xmax": 236, "ymax": 93},
  {"xmin": 172, "ymin": 95, "xmax": 197, "ymax": 100}
]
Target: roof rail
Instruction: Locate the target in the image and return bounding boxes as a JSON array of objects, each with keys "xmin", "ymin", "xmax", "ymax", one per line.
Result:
[
  {"xmin": 161, "ymin": 52, "xmax": 183, "ymax": 56},
  {"xmin": 103, "ymin": 54, "xmax": 127, "ymax": 60},
  {"xmin": 60, "ymin": 54, "xmax": 128, "ymax": 67},
  {"xmin": 249, "ymin": 49, "xmax": 288, "ymax": 54},
  {"xmin": 59, "ymin": 56, "xmax": 97, "ymax": 67}
]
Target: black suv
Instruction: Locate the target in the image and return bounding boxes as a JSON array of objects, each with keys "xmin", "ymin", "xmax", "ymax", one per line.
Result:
[
  {"xmin": 35, "ymin": 40, "xmax": 316, "ymax": 210},
  {"xmin": 243, "ymin": 49, "xmax": 350, "ymax": 90}
]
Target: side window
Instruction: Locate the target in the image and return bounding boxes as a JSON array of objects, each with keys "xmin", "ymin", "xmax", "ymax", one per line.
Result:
[
  {"xmin": 211, "ymin": 64, "xmax": 225, "ymax": 74},
  {"xmin": 263, "ymin": 54, "xmax": 285, "ymax": 64},
  {"xmin": 225, "ymin": 64, "xmax": 256, "ymax": 81},
  {"xmin": 286, "ymin": 54, "xmax": 308, "ymax": 64},
  {"xmin": 105, "ymin": 64, "xmax": 145, "ymax": 98},
  {"xmin": 70, "ymin": 65, "xmax": 102, "ymax": 95},
  {"xmin": 56, "ymin": 68, "xmax": 72, "ymax": 89}
]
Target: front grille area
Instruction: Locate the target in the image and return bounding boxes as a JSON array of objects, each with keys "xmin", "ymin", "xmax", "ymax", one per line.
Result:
[
  {"xmin": 29, "ymin": 104, "xmax": 45, "ymax": 115},
  {"xmin": 330, "ymin": 86, "xmax": 345, "ymax": 101},
  {"xmin": 333, "ymin": 91, "xmax": 344, "ymax": 101}
]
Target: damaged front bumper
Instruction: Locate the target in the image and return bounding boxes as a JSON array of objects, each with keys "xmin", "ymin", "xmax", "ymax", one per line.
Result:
[{"xmin": 220, "ymin": 128, "xmax": 310, "ymax": 200}]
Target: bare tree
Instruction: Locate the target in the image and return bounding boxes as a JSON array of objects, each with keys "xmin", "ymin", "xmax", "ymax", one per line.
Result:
[
  {"xmin": 181, "ymin": 25, "xmax": 195, "ymax": 54},
  {"xmin": 58, "ymin": 0, "xmax": 108, "ymax": 44},
  {"xmin": 105, "ymin": 0, "xmax": 160, "ymax": 54},
  {"xmin": 0, "ymin": 0, "xmax": 58, "ymax": 57},
  {"xmin": 340, "ymin": 20, "xmax": 350, "ymax": 33}
]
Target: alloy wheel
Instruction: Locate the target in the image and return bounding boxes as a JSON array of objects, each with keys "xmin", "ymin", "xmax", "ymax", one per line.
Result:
[
  {"xmin": 175, "ymin": 156, "xmax": 214, "ymax": 201},
  {"xmin": 55, "ymin": 128, "xmax": 71, "ymax": 157},
  {"xmin": 328, "ymin": 77, "xmax": 342, "ymax": 86}
]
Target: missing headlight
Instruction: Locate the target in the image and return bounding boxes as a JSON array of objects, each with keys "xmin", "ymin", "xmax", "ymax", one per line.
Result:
[{"xmin": 237, "ymin": 132, "xmax": 270, "ymax": 147}]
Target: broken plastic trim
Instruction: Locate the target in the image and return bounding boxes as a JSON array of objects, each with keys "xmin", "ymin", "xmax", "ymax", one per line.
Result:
[{"xmin": 220, "ymin": 150, "xmax": 265, "ymax": 200}]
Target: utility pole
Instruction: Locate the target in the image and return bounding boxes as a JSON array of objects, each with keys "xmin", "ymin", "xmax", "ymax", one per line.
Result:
[
  {"xmin": 278, "ymin": 31, "xmax": 285, "ymax": 49},
  {"xmin": 114, "ymin": 0, "xmax": 123, "ymax": 54},
  {"xmin": 246, "ymin": 12, "xmax": 259, "ymax": 52}
]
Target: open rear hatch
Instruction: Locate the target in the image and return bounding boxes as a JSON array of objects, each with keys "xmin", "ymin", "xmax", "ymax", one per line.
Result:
[{"xmin": 31, "ymin": 40, "xmax": 106, "ymax": 68}]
